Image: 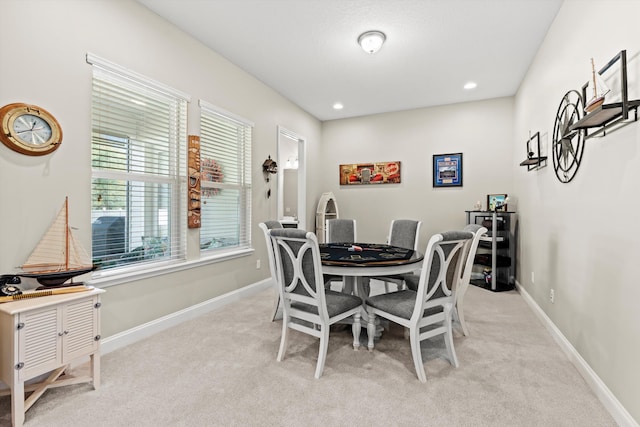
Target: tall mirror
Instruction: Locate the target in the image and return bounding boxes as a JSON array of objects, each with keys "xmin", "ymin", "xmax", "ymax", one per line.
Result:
[{"xmin": 277, "ymin": 126, "xmax": 306, "ymax": 229}]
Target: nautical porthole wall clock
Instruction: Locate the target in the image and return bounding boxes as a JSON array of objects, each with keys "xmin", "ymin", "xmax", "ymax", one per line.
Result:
[
  {"xmin": 0, "ymin": 103, "xmax": 63, "ymax": 156},
  {"xmin": 551, "ymin": 90, "xmax": 585, "ymax": 183}
]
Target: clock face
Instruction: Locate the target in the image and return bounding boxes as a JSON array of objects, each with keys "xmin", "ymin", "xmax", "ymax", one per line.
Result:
[
  {"xmin": 11, "ymin": 113, "xmax": 53, "ymax": 146},
  {"xmin": 0, "ymin": 103, "xmax": 62, "ymax": 156}
]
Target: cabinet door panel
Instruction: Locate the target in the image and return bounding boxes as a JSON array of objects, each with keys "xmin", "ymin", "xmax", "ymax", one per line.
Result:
[
  {"xmin": 20, "ymin": 307, "xmax": 60, "ymax": 380},
  {"xmin": 63, "ymin": 297, "xmax": 98, "ymax": 362}
]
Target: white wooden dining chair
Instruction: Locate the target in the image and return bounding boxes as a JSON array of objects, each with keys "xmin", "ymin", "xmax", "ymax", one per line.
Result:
[
  {"xmin": 365, "ymin": 230, "xmax": 473, "ymax": 383},
  {"xmin": 269, "ymin": 228, "xmax": 363, "ymax": 379},
  {"xmin": 404, "ymin": 224, "xmax": 487, "ymax": 336},
  {"xmin": 259, "ymin": 221, "xmax": 284, "ymax": 321},
  {"xmin": 404, "ymin": 224, "xmax": 488, "ymax": 336}
]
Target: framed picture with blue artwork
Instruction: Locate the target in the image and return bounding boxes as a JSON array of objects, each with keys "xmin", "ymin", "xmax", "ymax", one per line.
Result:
[
  {"xmin": 487, "ymin": 193, "xmax": 508, "ymax": 211},
  {"xmin": 433, "ymin": 152, "xmax": 463, "ymax": 187}
]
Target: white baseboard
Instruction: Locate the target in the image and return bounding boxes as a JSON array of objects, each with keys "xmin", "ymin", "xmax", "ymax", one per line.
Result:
[
  {"xmin": 100, "ymin": 279, "xmax": 272, "ymax": 355},
  {"xmin": 516, "ymin": 281, "xmax": 638, "ymax": 427}
]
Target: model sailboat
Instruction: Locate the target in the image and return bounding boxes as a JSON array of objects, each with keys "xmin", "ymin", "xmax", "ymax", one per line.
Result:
[
  {"xmin": 19, "ymin": 197, "xmax": 95, "ymax": 286},
  {"xmin": 585, "ymin": 58, "xmax": 610, "ymax": 113}
]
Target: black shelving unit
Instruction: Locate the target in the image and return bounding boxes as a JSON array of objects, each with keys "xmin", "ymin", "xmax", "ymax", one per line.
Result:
[
  {"xmin": 569, "ymin": 50, "xmax": 640, "ymax": 139},
  {"xmin": 465, "ymin": 210, "xmax": 517, "ymax": 292}
]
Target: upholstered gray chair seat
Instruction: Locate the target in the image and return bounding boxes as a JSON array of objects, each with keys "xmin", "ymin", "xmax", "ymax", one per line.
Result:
[
  {"xmin": 292, "ymin": 290, "xmax": 362, "ymax": 317},
  {"xmin": 366, "ymin": 290, "xmax": 444, "ymax": 320}
]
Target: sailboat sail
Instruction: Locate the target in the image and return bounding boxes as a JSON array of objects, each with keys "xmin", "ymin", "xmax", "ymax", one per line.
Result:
[
  {"xmin": 20, "ymin": 198, "xmax": 94, "ymax": 285},
  {"xmin": 585, "ymin": 58, "xmax": 611, "ymax": 113}
]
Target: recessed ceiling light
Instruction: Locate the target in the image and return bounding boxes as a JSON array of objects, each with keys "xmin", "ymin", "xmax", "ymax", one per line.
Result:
[
  {"xmin": 333, "ymin": 102, "xmax": 344, "ymax": 110},
  {"xmin": 464, "ymin": 82, "xmax": 477, "ymax": 90}
]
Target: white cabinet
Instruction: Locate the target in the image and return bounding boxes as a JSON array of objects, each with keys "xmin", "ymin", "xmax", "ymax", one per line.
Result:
[{"xmin": 0, "ymin": 288, "xmax": 104, "ymax": 427}]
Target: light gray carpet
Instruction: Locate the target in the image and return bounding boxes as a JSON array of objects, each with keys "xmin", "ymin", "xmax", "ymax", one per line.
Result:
[{"xmin": 0, "ymin": 283, "xmax": 616, "ymax": 426}]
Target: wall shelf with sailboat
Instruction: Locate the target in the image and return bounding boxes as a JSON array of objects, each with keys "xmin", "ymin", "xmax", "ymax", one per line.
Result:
[{"xmin": 569, "ymin": 50, "xmax": 640, "ymax": 139}]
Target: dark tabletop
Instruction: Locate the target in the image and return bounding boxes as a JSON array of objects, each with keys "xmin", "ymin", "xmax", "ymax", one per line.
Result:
[{"xmin": 319, "ymin": 242, "xmax": 422, "ymax": 267}]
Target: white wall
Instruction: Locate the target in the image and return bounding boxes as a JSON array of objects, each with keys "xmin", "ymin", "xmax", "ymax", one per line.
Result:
[
  {"xmin": 514, "ymin": 0, "xmax": 640, "ymax": 423},
  {"xmin": 320, "ymin": 97, "xmax": 514, "ymax": 249},
  {"xmin": 0, "ymin": 0, "xmax": 321, "ymax": 337}
]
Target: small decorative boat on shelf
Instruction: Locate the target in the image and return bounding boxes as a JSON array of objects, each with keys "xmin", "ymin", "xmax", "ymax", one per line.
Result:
[
  {"xmin": 18, "ymin": 197, "xmax": 96, "ymax": 287},
  {"xmin": 585, "ymin": 57, "xmax": 610, "ymax": 113}
]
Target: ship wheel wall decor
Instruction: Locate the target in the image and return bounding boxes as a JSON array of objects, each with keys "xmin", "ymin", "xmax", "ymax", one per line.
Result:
[{"xmin": 552, "ymin": 90, "xmax": 585, "ymax": 183}]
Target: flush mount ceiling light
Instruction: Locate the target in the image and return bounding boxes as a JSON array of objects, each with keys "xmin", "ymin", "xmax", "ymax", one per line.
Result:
[
  {"xmin": 464, "ymin": 81, "xmax": 478, "ymax": 90},
  {"xmin": 358, "ymin": 30, "xmax": 386, "ymax": 54}
]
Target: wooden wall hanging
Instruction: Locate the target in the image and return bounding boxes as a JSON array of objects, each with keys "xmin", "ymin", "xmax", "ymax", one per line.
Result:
[{"xmin": 188, "ymin": 135, "xmax": 201, "ymax": 228}]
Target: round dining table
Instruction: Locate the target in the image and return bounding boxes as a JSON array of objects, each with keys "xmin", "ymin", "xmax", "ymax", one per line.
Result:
[
  {"xmin": 319, "ymin": 242, "xmax": 423, "ymax": 337},
  {"xmin": 319, "ymin": 242, "xmax": 424, "ymax": 297}
]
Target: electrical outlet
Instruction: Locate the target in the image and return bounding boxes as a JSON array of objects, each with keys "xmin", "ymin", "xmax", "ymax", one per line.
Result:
[
  {"xmin": 531, "ymin": 271, "xmax": 535, "ymax": 284},
  {"xmin": 256, "ymin": 259, "xmax": 261, "ymax": 269},
  {"xmin": 550, "ymin": 289, "xmax": 555, "ymax": 303}
]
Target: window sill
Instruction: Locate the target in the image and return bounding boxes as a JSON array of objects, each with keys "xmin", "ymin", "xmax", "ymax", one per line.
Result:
[{"xmin": 88, "ymin": 248, "xmax": 254, "ymax": 289}]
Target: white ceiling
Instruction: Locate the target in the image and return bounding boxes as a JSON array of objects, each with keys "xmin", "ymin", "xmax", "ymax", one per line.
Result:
[{"xmin": 136, "ymin": 0, "xmax": 563, "ymax": 121}]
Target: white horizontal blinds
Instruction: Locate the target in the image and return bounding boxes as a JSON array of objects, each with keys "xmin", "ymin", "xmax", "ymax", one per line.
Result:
[
  {"xmin": 199, "ymin": 101, "xmax": 252, "ymax": 252},
  {"xmin": 89, "ymin": 56, "xmax": 187, "ymax": 271}
]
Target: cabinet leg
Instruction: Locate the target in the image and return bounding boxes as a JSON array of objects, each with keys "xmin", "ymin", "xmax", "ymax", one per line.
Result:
[
  {"xmin": 91, "ymin": 352, "xmax": 101, "ymax": 389},
  {"xmin": 11, "ymin": 379, "xmax": 25, "ymax": 427}
]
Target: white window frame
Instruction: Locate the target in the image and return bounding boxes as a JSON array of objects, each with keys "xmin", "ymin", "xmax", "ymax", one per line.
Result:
[
  {"xmin": 87, "ymin": 53, "xmax": 189, "ymax": 283},
  {"xmin": 198, "ymin": 100, "xmax": 253, "ymax": 257}
]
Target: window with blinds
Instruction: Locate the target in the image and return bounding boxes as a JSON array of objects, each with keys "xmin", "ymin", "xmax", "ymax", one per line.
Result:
[
  {"xmin": 199, "ymin": 101, "xmax": 252, "ymax": 253},
  {"xmin": 88, "ymin": 54, "xmax": 188, "ymax": 273}
]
